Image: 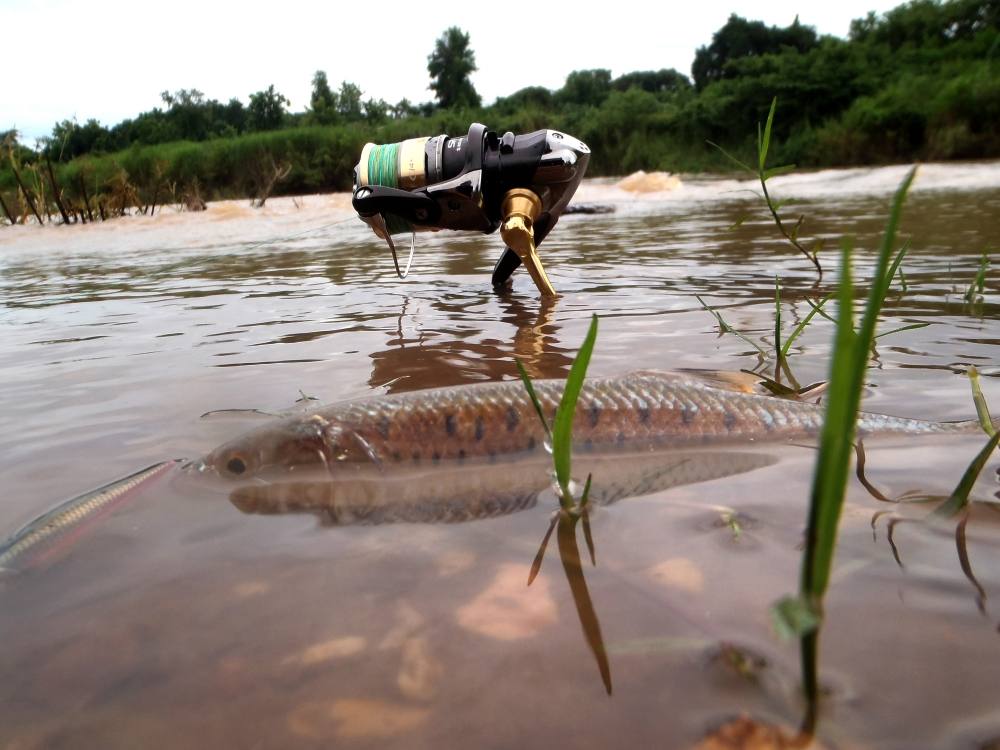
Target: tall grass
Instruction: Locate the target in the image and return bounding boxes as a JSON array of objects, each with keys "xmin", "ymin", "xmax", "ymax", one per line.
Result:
[
  {"xmin": 709, "ymin": 98, "xmax": 823, "ymax": 278},
  {"xmin": 771, "ymin": 169, "xmax": 915, "ymax": 727}
]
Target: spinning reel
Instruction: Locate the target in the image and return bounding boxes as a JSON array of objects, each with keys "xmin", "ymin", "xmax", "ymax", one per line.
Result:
[{"xmin": 352, "ymin": 123, "xmax": 590, "ymax": 296}]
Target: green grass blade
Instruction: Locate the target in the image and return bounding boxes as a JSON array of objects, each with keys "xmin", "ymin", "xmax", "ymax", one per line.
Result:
[
  {"xmin": 582, "ymin": 497, "xmax": 596, "ymax": 565},
  {"xmin": 763, "ymin": 164, "xmax": 796, "ymax": 181},
  {"xmin": 800, "ymin": 167, "xmax": 917, "ymax": 602},
  {"xmin": 804, "ymin": 296, "xmax": 837, "ymax": 324},
  {"xmin": 759, "ymin": 97, "xmax": 777, "ymax": 172},
  {"xmin": 864, "ymin": 168, "xmax": 918, "ymax": 327},
  {"xmin": 772, "ymin": 595, "xmax": 820, "ymax": 640},
  {"xmin": 886, "ymin": 238, "xmax": 912, "ymax": 288},
  {"xmin": 695, "ymin": 295, "xmax": 766, "ymax": 355},
  {"xmin": 774, "ymin": 276, "xmax": 783, "ymax": 359},
  {"xmin": 752, "ymin": 371, "xmax": 802, "ymax": 398},
  {"xmin": 800, "ymin": 238, "xmax": 859, "ymax": 601},
  {"xmin": 781, "ymin": 294, "xmax": 832, "ymax": 358},
  {"xmin": 552, "ymin": 315, "xmax": 599, "ymax": 504},
  {"xmin": 515, "ymin": 358, "xmax": 552, "ymax": 441},
  {"xmin": 969, "ymin": 367, "xmax": 996, "ymax": 437},
  {"xmin": 933, "ymin": 432, "xmax": 1000, "ymax": 519},
  {"xmin": 964, "ymin": 251, "xmax": 989, "ymax": 301},
  {"xmin": 706, "ymin": 141, "xmax": 754, "ymax": 173},
  {"xmin": 580, "ymin": 472, "xmax": 594, "ymax": 509},
  {"xmin": 874, "ymin": 321, "xmax": 931, "ymax": 339}
]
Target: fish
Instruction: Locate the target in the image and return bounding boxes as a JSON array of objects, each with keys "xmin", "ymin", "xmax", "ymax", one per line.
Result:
[
  {"xmin": 229, "ymin": 451, "xmax": 778, "ymax": 525},
  {"xmin": 197, "ymin": 371, "xmax": 990, "ymax": 481},
  {"xmin": 0, "ymin": 460, "xmax": 178, "ymax": 573}
]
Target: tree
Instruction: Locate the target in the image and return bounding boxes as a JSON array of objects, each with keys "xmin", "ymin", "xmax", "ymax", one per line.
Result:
[
  {"xmin": 43, "ymin": 118, "xmax": 111, "ymax": 161},
  {"xmin": 494, "ymin": 86, "xmax": 554, "ymax": 113},
  {"xmin": 612, "ymin": 69, "xmax": 692, "ymax": 95},
  {"xmin": 427, "ymin": 27, "xmax": 481, "ymax": 108},
  {"xmin": 557, "ymin": 69, "xmax": 612, "ymax": 107},
  {"xmin": 337, "ymin": 81, "xmax": 364, "ymax": 120},
  {"xmin": 160, "ymin": 88, "xmax": 211, "ymax": 141},
  {"xmin": 247, "ymin": 85, "xmax": 289, "ymax": 131},
  {"xmin": 309, "ymin": 71, "xmax": 339, "ymax": 125},
  {"xmin": 161, "ymin": 88, "xmax": 205, "ymax": 108},
  {"xmin": 692, "ymin": 14, "xmax": 819, "ymax": 90},
  {"xmin": 391, "ymin": 98, "xmax": 420, "ymax": 119},
  {"xmin": 364, "ymin": 98, "xmax": 389, "ymax": 122}
]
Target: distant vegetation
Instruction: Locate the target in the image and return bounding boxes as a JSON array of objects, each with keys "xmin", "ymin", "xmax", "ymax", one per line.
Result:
[{"xmin": 1, "ymin": 0, "xmax": 997, "ymax": 222}]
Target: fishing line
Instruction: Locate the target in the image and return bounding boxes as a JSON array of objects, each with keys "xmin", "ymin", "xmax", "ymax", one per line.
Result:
[{"xmin": 241, "ymin": 215, "xmax": 356, "ymax": 254}]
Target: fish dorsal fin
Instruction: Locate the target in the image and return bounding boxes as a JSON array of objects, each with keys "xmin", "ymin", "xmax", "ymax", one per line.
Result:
[{"xmin": 627, "ymin": 369, "xmax": 759, "ymax": 394}]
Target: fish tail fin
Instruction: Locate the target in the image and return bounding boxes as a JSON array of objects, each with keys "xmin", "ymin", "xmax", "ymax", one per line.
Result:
[{"xmin": 944, "ymin": 417, "xmax": 1000, "ymax": 434}]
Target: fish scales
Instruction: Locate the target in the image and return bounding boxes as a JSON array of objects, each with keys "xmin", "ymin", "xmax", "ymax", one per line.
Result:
[
  {"xmin": 200, "ymin": 372, "xmax": 977, "ymax": 480},
  {"xmin": 0, "ymin": 461, "xmax": 177, "ymax": 572}
]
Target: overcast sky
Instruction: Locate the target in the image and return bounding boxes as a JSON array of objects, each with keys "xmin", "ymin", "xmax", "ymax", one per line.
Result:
[{"xmin": 3, "ymin": 0, "xmax": 903, "ymax": 143}]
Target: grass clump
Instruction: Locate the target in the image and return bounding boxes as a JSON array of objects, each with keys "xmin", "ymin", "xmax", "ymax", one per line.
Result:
[{"xmin": 516, "ymin": 314, "xmax": 599, "ymax": 510}]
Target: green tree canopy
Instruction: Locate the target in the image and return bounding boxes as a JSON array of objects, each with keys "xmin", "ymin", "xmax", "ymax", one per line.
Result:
[
  {"xmin": 692, "ymin": 15, "xmax": 819, "ymax": 90},
  {"xmin": 247, "ymin": 85, "xmax": 289, "ymax": 131},
  {"xmin": 309, "ymin": 71, "xmax": 339, "ymax": 125},
  {"xmin": 427, "ymin": 27, "xmax": 481, "ymax": 108},
  {"xmin": 557, "ymin": 69, "xmax": 612, "ymax": 107},
  {"xmin": 612, "ymin": 69, "xmax": 692, "ymax": 95},
  {"xmin": 337, "ymin": 81, "xmax": 364, "ymax": 120}
]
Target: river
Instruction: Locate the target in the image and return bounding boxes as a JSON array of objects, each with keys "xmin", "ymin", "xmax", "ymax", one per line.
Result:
[{"xmin": 0, "ymin": 162, "xmax": 998, "ymax": 748}]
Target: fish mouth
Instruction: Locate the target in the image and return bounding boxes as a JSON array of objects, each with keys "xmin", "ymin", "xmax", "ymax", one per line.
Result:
[{"xmin": 181, "ymin": 457, "xmax": 210, "ymax": 474}]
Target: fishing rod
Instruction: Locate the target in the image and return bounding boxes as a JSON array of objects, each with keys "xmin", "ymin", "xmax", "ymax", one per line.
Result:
[{"xmin": 351, "ymin": 123, "xmax": 591, "ymax": 297}]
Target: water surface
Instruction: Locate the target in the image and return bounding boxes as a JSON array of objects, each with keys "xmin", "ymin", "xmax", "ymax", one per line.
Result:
[{"xmin": 1, "ymin": 163, "xmax": 999, "ymax": 748}]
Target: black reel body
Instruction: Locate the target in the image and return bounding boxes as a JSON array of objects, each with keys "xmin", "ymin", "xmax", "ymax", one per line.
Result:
[{"xmin": 352, "ymin": 123, "xmax": 590, "ymax": 293}]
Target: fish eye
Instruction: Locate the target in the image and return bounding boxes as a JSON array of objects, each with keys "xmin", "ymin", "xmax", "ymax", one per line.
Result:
[{"xmin": 225, "ymin": 455, "xmax": 248, "ymax": 476}]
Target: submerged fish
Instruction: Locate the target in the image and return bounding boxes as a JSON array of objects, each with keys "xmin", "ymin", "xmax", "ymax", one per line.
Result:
[
  {"xmin": 229, "ymin": 451, "xmax": 777, "ymax": 525},
  {"xmin": 0, "ymin": 461, "xmax": 178, "ymax": 573},
  {"xmin": 198, "ymin": 371, "xmax": 989, "ymax": 481}
]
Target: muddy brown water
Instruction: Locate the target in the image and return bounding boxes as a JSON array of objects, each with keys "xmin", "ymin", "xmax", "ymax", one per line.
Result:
[{"xmin": 1, "ymin": 164, "xmax": 999, "ymax": 749}]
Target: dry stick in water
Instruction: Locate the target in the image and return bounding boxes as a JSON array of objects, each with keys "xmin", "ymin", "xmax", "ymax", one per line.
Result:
[
  {"xmin": 0, "ymin": 192, "xmax": 15, "ymax": 224},
  {"xmin": 77, "ymin": 175, "xmax": 95, "ymax": 222},
  {"xmin": 9, "ymin": 160, "xmax": 43, "ymax": 225},
  {"xmin": 149, "ymin": 181, "xmax": 160, "ymax": 217},
  {"xmin": 44, "ymin": 158, "xmax": 72, "ymax": 224}
]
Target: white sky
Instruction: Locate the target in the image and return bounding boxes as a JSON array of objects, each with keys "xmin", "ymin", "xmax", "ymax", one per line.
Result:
[{"xmin": 3, "ymin": 0, "xmax": 902, "ymax": 143}]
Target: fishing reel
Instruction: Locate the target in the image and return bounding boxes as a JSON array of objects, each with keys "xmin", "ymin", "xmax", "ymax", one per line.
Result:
[{"xmin": 352, "ymin": 123, "xmax": 590, "ymax": 297}]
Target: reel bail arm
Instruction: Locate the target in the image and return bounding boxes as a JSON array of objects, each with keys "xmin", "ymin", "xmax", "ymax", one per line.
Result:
[{"xmin": 499, "ymin": 188, "xmax": 555, "ymax": 297}]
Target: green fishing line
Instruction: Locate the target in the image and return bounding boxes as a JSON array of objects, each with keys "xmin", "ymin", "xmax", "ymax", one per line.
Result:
[{"xmin": 366, "ymin": 142, "xmax": 412, "ymax": 235}]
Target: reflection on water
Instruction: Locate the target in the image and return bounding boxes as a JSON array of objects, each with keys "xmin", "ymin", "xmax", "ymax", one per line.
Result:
[
  {"xmin": 368, "ymin": 294, "xmax": 572, "ymax": 393},
  {"xmin": 0, "ymin": 164, "xmax": 999, "ymax": 748}
]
